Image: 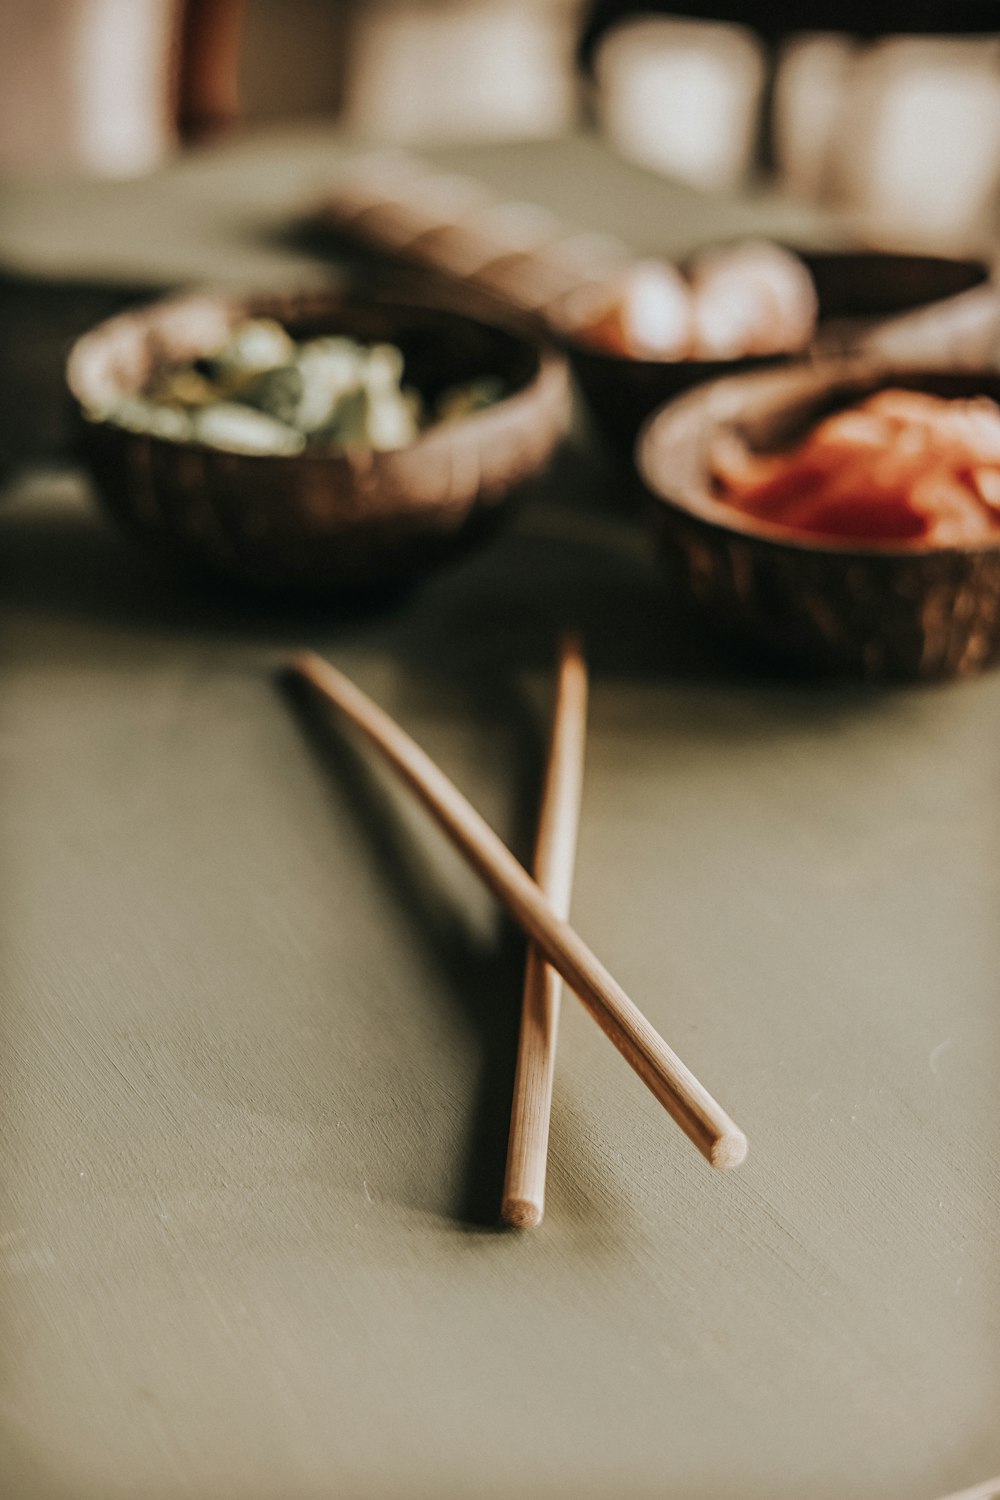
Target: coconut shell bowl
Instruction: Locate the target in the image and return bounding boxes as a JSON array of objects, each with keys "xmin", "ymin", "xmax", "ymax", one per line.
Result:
[
  {"xmin": 66, "ymin": 288, "xmax": 570, "ymax": 593},
  {"xmin": 567, "ymin": 250, "xmax": 992, "ymax": 456},
  {"xmin": 637, "ymin": 360, "xmax": 1000, "ymax": 680}
]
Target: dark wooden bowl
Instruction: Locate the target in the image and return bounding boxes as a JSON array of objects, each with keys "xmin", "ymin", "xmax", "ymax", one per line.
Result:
[
  {"xmin": 66, "ymin": 288, "xmax": 570, "ymax": 592},
  {"xmin": 567, "ymin": 250, "xmax": 993, "ymax": 456},
  {"xmin": 637, "ymin": 360, "xmax": 1000, "ymax": 680}
]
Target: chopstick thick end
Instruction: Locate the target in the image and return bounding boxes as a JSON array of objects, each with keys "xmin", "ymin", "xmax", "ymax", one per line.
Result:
[
  {"xmin": 502, "ymin": 1197, "xmax": 544, "ymax": 1230},
  {"xmin": 710, "ymin": 1130, "xmax": 748, "ymax": 1171}
]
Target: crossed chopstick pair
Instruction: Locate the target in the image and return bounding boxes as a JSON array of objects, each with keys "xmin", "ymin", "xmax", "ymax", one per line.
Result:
[{"xmin": 290, "ymin": 644, "xmax": 747, "ymax": 1229}]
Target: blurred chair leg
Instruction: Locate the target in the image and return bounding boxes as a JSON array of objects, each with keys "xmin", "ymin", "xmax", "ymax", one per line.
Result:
[{"xmin": 175, "ymin": 0, "xmax": 247, "ymax": 143}]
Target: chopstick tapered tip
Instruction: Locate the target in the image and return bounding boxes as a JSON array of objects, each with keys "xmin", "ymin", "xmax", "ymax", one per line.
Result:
[
  {"xmin": 710, "ymin": 1130, "xmax": 748, "ymax": 1171},
  {"xmin": 502, "ymin": 1198, "xmax": 544, "ymax": 1230}
]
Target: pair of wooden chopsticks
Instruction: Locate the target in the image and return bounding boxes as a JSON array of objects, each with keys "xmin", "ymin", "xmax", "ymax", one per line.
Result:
[{"xmin": 290, "ymin": 648, "xmax": 747, "ymax": 1226}]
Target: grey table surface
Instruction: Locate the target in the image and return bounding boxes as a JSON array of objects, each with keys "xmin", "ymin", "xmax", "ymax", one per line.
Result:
[{"xmin": 1, "ymin": 128, "xmax": 998, "ymax": 1500}]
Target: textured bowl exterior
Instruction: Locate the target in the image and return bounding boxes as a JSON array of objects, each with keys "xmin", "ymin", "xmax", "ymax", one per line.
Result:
[
  {"xmin": 568, "ymin": 250, "xmax": 992, "ymax": 456},
  {"xmin": 68, "ymin": 290, "xmax": 570, "ymax": 591},
  {"xmin": 638, "ymin": 361, "xmax": 1000, "ymax": 680}
]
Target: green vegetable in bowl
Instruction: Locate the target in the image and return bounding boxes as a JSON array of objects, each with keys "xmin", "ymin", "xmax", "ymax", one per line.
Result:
[
  {"xmin": 436, "ymin": 375, "xmax": 507, "ymax": 422},
  {"xmin": 95, "ymin": 319, "xmax": 507, "ymax": 457},
  {"xmin": 194, "ymin": 403, "xmax": 305, "ymax": 456}
]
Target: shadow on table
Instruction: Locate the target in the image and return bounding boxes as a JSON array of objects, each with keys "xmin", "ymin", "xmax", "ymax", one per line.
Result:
[
  {"xmin": 1, "ymin": 464, "xmax": 829, "ymax": 691},
  {"xmin": 0, "ymin": 476, "xmax": 421, "ymax": 642},
  {"xmin": 281, "ymin": 663, "xmax": 543, "ymax": 1229},
  {"xmin": 0, "ymin": 271, "xmax": 156, "ymax": 484}
]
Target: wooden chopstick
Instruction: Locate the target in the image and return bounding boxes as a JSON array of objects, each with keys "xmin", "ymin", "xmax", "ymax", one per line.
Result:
[
  {"xmin": 289, "ymin": 650, "xmax": 748, "ymax": 1172},
  {"xmin": 502, "ymin": 635, "xmax": 588, "ymax": 1228}
]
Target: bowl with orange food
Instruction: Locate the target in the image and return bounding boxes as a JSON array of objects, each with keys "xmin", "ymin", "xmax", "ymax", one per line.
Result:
[
  {"xmin": 556, "ymin": 244, "xmax": 993, "ymax": 456},
  {"xmin": 637, "ymin": 360, "xmax": 1000, "ymax": 679}
]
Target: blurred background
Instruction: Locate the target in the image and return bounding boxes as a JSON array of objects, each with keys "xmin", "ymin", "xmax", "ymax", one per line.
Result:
[
  {"xmin": 1, "ymin": 0, "xmax": 999, "ymax": 249},
  {"xmin": 2, "ymin": 0, "xmax": 999, "ymax": 485}
]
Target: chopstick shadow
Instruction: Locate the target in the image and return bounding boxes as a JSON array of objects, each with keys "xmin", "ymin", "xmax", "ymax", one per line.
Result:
[{"xmin": 281, "ymin": 664, "xmax": 544, "ymax": 1230}]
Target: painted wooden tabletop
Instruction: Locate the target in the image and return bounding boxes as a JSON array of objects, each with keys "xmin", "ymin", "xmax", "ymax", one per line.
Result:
[{"xmin": 1, "ymin": 130, "xmax": 998, "ymax": 1500}]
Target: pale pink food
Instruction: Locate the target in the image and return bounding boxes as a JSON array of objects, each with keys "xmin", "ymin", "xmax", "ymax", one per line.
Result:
[{"xmin": 569, "ymin": 240, "xmax": 818, "ymax": 362}]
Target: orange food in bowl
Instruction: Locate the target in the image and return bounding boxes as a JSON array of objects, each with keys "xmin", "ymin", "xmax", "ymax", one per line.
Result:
[{"xmin": 710, "ymin": 388, "xmax": 1000, "ymax": 547}]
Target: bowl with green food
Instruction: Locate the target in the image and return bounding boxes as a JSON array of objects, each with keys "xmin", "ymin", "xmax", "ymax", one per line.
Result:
[{"xmin": 67, "ymin": 287, "xmax": 570, "ymax": 592}]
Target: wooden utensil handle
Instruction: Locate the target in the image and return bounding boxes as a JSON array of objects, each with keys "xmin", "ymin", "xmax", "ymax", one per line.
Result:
[
  {"xmin": 503, "ymin": 634, "xmax": 588, "ymax": 1228},
  {"xmin": 291, "ymin": 651, "xmax": 747, "ymax": 1171}
]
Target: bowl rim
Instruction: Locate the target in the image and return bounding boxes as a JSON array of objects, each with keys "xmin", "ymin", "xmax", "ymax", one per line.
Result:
[
  {"xmin": 636, "ymin": 355, "xmax": 1000, "ymax": 561},
  {"xmin": 65, "ymin": 284, "xmax": 569, "ymax": 468}
]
